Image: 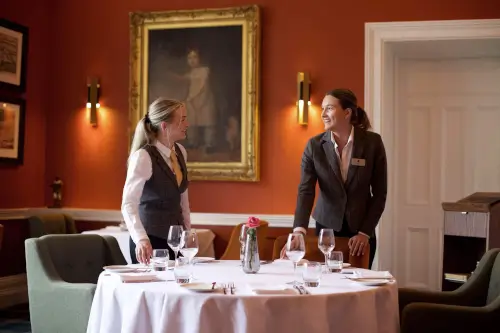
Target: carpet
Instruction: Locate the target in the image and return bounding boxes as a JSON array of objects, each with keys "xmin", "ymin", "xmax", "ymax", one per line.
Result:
[{"xmin": 0, "ymin": 320, "xmax": 31, "ymax": 333}]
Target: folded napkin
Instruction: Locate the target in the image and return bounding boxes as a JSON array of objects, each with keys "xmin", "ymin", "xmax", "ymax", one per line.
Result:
[
  {"xmin": 352, "ymin": 270, "xmax": 393, "ymax": 279},
  {"xmin": 112, "ymin": 272, "xmax": 159, "ymax": 283},
  {"xmin": 252, "ymin": 287, "xmax": 299, "ymax": 295}
]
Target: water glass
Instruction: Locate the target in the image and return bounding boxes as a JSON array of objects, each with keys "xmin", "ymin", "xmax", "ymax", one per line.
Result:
[
  {"xmin": 174, "ymin": 257, "xmax": 192, "ymax": 284},
  {"xmin": 327, "ymin": 251, "xmax": 344, "ymax": 273},
  {"xmin": 302, "ymin": 262, "xmax": 322, "ymax": 287},
  {"xmin": 151, "ymin": 249, "xmax": 169, "ymax": 271}
]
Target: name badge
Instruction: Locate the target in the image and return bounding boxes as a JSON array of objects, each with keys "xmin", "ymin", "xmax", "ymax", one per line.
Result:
[{"xmin": 351, "ymin": 158, "xmax": 366, "ymax": 166}]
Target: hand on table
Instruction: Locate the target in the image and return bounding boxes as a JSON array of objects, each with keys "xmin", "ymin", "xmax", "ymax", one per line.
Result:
[
  {"xmin": 348, "ymin": 234, "xmax": 369, "ymax": 256},
  {"xmin": 136, "ymin": 239, "xmax": 152, "ymax": 264}
]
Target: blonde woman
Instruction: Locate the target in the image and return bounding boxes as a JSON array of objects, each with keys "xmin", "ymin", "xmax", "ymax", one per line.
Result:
[{"xmin": 121, "ymin": 98, "xmax": 191, "ymax": 264}]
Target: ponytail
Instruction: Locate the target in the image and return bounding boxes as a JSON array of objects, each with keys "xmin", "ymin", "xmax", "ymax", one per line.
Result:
[
  {"xmin": 351, "ymin": 106, "xmax": 371, "ymax": 130},
  {"xmin": 128, "ymin": 115, "xmax": 156, "ymax": 162}
]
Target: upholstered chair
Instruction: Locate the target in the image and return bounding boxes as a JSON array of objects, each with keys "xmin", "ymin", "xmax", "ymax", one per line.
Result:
[
  {"xmin": 25, "ymin": 234, "xmax": 126, "ymax": 333},
  {"xmin": 220, "ymin": 221, "xmax": 269, "ymax": 260},
  {"xmin": 399, "ymin": 248, "xmax": 500, "ymax": 332},
  {"xmin": 28, "ymin": 213, "xmax": 77, "ymax": 237}
]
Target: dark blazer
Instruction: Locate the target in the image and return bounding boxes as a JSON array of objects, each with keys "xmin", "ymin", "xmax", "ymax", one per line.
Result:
[{"xmin": 293, "ymin": 127, "xmax": 387, "ymax": 237}]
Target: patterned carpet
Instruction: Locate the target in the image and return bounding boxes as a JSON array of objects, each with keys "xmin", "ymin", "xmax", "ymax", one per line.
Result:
[{"xmin": 0, "ymin": 304, "xmax": 31, "ymax": 333}]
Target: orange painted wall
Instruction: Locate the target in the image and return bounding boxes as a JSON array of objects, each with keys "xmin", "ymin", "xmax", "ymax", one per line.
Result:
[
  {"xmin": 0, "ymin": 0, "xmax": 50, "ymax": 208},
  {"xmin": 2, "ymin": 0, "xmax": 498, "ymax": 212}
]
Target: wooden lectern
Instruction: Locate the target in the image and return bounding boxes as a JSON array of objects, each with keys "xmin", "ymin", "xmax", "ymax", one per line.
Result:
[{"xmin": 441, "ymin": 192, "xmax": 500, "ymax": 291}]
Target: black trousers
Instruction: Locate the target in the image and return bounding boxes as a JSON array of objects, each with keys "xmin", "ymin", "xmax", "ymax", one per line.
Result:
[
  {"xmin": 129, "ymin": 234, "xmax": 179, "ymax": 264},
  {"xmin": 315, "ymin": 220, "xmax": 377, "ymax": 269}
]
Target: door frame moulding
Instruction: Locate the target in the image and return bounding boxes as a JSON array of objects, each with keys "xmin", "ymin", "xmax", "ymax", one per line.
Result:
[{"xmin": 364, "ymin": 18, "xmax": 500, "ymax": 275}]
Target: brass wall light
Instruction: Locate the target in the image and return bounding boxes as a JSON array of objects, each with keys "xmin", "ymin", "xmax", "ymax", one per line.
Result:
[
  {"xmin": 86, "ymin": 77, "xmax": 100, "ymax": 127},
  {"xmin": 297, "ymin": 72, "xmax": 311, "ymax": 125}
]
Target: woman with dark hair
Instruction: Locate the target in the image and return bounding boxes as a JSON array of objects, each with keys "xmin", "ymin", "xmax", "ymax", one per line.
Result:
[{"xmin": 282, "ymin": 89, "xmax": 387, "ymax": 269}]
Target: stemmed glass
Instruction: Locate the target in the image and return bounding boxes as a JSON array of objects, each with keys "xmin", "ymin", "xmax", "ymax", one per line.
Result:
[
  {"xmin": 285, "ymin": 233, "xmax": 306, "ymax": 286},
  {"xmin": 318, "ymin": 229, "xmax": 335, "ymax": 272},
  {"xmin": 167, "ymin": 225, "xmax": 184, "ymax": 260},
  {"xmin": 239, "ymin": 224, "xmax": 249, "ymax": 263},
  {"xmin": 180, "ymin": 230, "xmax": 199, "ymax": 266}
]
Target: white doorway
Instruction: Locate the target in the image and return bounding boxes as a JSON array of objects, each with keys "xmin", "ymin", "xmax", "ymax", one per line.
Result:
[{"xmin": 365, "ymin": 19, "xmax": 500, "ymax": 290}]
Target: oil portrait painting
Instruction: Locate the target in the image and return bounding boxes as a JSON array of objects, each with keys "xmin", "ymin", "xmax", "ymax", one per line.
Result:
[{"xmin": 130, "ymin": 5, "xmax": 260, "ymax": 181}]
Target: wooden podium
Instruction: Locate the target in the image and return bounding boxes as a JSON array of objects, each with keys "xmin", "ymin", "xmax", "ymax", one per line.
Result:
[{"xmin": 441, "ymin": 192, "xmax": 500, "ymax": 291}]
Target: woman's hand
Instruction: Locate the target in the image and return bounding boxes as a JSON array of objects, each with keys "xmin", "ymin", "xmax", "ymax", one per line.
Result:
[
  {"xmin": 348, "ymin": 234, "xmax": 369, "ymax": 256},
  {"xmin": 280, "ymin": 233, "xmax": 305, "ymax": 259},
  {"xmin": 136, "ymin": 239, "xmax": 153, "ymax": 264}
]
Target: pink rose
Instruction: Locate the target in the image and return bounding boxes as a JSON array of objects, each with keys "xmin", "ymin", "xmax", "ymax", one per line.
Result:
[{"xmin": 246, "ymin": 216, "xmax": 260, "ymax": 228}]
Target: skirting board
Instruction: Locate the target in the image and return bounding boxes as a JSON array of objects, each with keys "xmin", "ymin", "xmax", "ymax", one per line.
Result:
[
  {"xmin": 0, "ymin": 207, "xmax": 316, "ymax": 229},
  {"xmin": 0, "ymin": 274, "xmax": 28, "ymax": 309}
]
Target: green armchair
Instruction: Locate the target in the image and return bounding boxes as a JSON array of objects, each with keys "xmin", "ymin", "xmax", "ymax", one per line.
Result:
[
  {"xmin": 28, "ymin": 213, "xmax": 77, "ymax": 237},
  {"xmin": 399, "ymin": 248, "xmax": 500, "ymax": 333},
  {"xmin": 25, "ymin": 234, "xmax": 126, "ymax": 333}
]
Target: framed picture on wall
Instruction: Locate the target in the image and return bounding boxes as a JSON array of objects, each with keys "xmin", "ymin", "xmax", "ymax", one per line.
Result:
[
  {"xmin": 0, "ymin": 97, "xmax": 25, "ymax": 165},
  {"xmin": 0, "ymin": 18, "xmax": 29, "ymax": 93},
  {"xmin": 129, "ymin": 5, "xmax": 261, "ymax": 182}
]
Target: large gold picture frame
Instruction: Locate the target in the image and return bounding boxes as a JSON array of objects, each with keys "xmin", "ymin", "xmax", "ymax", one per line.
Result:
[{"xmin": 129, "ymin": 5, "xmax": 260, "ymax": 182}]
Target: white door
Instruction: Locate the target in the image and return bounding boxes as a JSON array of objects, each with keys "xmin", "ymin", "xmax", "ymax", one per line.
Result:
[{"xmin": 393, "ymin": 57, "xmax": 500, "ymax": 290}]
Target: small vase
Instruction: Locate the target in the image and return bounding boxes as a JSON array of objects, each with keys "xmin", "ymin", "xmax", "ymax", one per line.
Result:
[{"xmin": 242, "ymin": 229, "xmax": 260, "ymax": 274}]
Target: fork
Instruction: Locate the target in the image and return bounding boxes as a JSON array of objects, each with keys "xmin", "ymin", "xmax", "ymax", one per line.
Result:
[{"xmin": 229, "ymin": 282, "xmax": 235, "ymax": 295}]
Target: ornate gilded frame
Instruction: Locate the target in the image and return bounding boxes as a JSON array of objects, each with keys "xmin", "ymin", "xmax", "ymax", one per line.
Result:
[{"xmin": 129, "ymin": 5, "xmax": 260, "ymax": 182}]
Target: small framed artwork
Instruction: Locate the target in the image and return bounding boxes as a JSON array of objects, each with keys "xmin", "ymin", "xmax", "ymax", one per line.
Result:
[
  {"xmin": 0, "ymin": 18, "xmax": 29, "ymax": 93},
  {"xmin": 0, "ymin": 97, "xmax": 25, "ymax": 165}
]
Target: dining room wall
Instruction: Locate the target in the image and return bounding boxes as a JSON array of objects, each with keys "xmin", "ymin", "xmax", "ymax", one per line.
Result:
[{"xmin": 1, "ymin": 0, "xmax": 497, "ymax": 214}]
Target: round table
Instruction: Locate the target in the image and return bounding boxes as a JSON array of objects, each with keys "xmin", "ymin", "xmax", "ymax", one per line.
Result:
[{"xmin": 86, "ymin": 260, "xmax": 399, "ymax": 333}]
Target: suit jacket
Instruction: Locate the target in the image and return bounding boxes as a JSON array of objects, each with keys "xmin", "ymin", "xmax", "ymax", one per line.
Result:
[{"xmin": 293, "ymin": 127, "xmax": 387, "ymax": 237}]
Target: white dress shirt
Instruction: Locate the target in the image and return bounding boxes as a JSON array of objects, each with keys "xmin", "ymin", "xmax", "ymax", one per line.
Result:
[
  {"xmin": 293, "ymin": 127, "xmax": 368, "ymax": 238},
  {"xmin": 121, "ymin": 141, "xmax": 192, "ymax": 244}
]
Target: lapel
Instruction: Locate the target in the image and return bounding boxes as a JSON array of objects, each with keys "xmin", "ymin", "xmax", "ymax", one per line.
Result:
[
  {"xmin": 321, "ymin": 132, "xmax": 344, "ymax": 188},
  {"xmin": 345, "ymin": 127, "xmax": 366, "ymax": 188},
  {"xmin": 149, "ymin": 145, "xmax": 178, "ymax": 188}
]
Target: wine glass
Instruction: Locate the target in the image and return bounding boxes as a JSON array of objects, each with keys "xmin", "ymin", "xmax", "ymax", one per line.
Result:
[
  {"xmin": 318, "ymin": 229, "xmax": 335, "ymax": 272},
  {"xmin": 168, "ymin": 225, "xmax": 184, "ymax": 260},
  {"xmin": 285, "ymin": 233, "xmax": 306, "ymax": 286},
  {"xmin": 239, "ymin": 224, "xmax": 249, "ymax": 263},
  {"xmin": 180, "ymin": 230, "xmax": 199, "ymax": 266}
]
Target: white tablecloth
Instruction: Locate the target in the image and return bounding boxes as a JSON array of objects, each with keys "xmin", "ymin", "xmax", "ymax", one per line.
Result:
[
  {"xmin": 86, "ymin": 261, "xmax": 400, "ymax": 333},
  {"xmin": 82, "ymin": 227, "xmax": 216, "ymax": 264}
]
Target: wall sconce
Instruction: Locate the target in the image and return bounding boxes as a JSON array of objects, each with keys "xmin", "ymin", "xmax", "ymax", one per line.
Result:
[
  {"xmin": 297, "ymin": 72, "xmax": 311, "ymax": 125},
  {"xmin": 86, "ymin": 77, "xmax": 100, "ymax": 127}
]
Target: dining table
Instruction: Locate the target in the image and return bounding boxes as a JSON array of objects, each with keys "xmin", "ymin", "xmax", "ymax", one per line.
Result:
[{"xmin": 86, "ymin": 260, "xmax": 400, "ymax": 333}]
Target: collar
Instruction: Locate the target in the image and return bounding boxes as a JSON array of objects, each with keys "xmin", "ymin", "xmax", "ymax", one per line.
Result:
[
  {"xmin": 154, "ymin": 140, "xmax": 174, "ymax": 158},
  {"xmin": 331, "ymin": 125, "xmax": 354, "ymax": 148}
]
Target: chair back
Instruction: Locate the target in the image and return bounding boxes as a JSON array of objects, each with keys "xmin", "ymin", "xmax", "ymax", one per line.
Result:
[
  {"xmin": 220, "ymin": 221, "xmax": 269, "ymax": 260},
  {"xmin": 28, "ymin": 213, "xmax": 77, "ymax": 237},
  {"xmin": 272, "ymin": 235, "xmax": 370, "ymax": 269},
  {"xmin": 25, "ymin": 234, "xmax": 126, "ymax": 284},
  {"xmin": 487, "ymin": 251, "xmax": 500, "ymax": 304}
]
